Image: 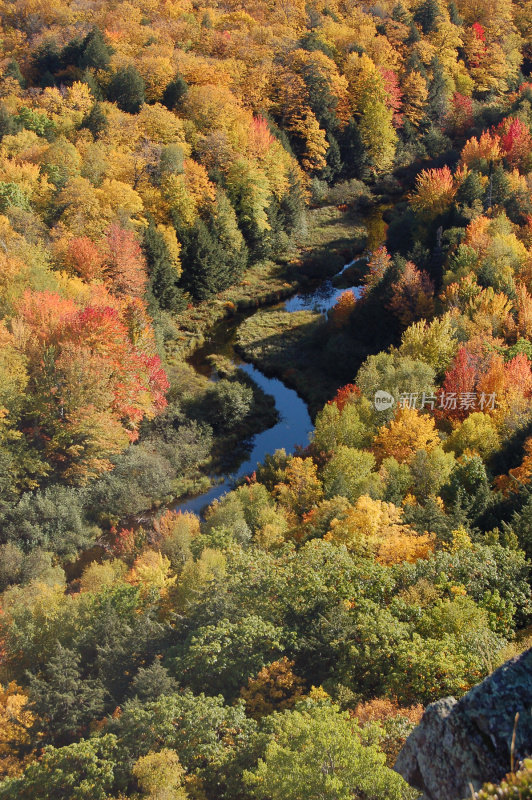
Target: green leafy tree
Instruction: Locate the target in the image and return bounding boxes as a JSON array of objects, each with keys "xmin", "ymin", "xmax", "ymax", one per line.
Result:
[
  {"xmin": 0, "ymin": 735, "xmax": 118, "ymax": 800},
  {"xmin": 206, "ymin": 380, "xmax": 253, "ymax": 429},
  {"xmin": 133, "ymin": 749, "xmax": 188, "ymax": 800},
  {"xmin": 396, "ymin": 543, "xmax": 530, "ymax": 626},
  {"xmin": 106, "ymin": 691, "xmax": 258, "ymax": 798},
  {"xmin": 355, "ymin": 352, "xmax": 436, "ymax": 422},
  {"xmin": 322, "ymin": 446, "xmax": 379, "ymax": 502},
  {"xmin": 245, "ymin": 700, "xmax": 411, "ymax": 800},
  {"xmin": 171, "ymin": 615, "xmax": 287, "ymax": 698}
]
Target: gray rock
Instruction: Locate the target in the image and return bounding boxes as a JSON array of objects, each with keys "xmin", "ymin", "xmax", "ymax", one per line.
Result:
[{"xmin": 394, "ymin": 648, "xmax": 532, "ymax": 800}]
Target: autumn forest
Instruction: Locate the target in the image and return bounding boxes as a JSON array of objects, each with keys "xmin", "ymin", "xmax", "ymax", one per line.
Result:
[{"xmin": 0, "ymin": 0, "xmax": 531, "ymax": 795}]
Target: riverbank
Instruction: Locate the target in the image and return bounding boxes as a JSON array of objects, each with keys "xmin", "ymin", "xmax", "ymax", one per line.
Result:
[
  {"xmin": 163, "ymin": 199, "xmax": 383, "ymax": 511},
  {"xmin": 165, "ymin": 203, "xmax": 370, "ymax": 362},
  {"xmin": 235, "ymin": 308, "xmax": 330, "ymax": 419}
]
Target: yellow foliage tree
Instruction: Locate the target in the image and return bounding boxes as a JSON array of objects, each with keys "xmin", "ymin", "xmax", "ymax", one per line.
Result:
[
  {"xmin": 274, "ymin": 456, "xmax": 324, "ymax": 518},
  {"xmin": 241, "ymin": 657, "xmax": 306, "ymax": 719},
  {"xmin": 0, "ymin": 682, "xmax": 34, "ymax": 778},
  {"xmin": 372, "ymin": 407, "xmax": 440, "ymax": 464},
  {"xmin": 325, "ymin": 494, "xmax": 434, "ymax": 563}
]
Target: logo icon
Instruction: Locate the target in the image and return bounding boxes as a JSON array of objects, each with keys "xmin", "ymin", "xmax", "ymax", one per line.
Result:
[{"xmin": 374, "ymin": 390, "xmax": 395, "ymax": 411}]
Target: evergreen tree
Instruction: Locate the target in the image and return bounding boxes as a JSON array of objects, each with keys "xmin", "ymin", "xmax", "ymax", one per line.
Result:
[
  {"xmin": 80, "ymin": 27, "xmax": 112, "ymax": 71},
  {"xmin": 179, "ymin": 193, "xmax": 247, "ymax": 301},
  {"xmin": 143, "ymin": 222, "xmax": 186, "ymax": 313},
  {"xmin": 339, "ymin": 118, "xmax": 366, "ymax": 178},
  {"xmin": 60, "ymin": 37, "xmax": 84, "ymax": 70},
  {"xmin": 28, "ymin": 645, "xmax": 107, "ymax": 746},
  {"xmin": 406, "ymin": 50, "xmax": 426, "ymax": 77},
  {"xmin": 80, "ymin": 68, "xmax": 102, "ymax": 100},
  {"xmin": 81, "ymin": 102, "xmax": 108, "ymax": 139},
  {"xmin": 448, "ymin": 0, "xmax": 463, "ymax": 25},
  {"xmin": 414, "ymin": 0, "xmax": 441, "ymax": 34},
  {"xmin": 490, "ymin": 164, "xmax": 511, "ymax": 207},
  {"xmin": 428, "ymin": 57, "xmax": 449, "ymax": 124},
  {"xmin": 441, "ymin": 455, "xmax": 491, "ymax": 523},
  {"xmin": 162, "ymin": 74, "xmax": 188, "ymax": 110},
  {"xmin": 33, "ymin": 40, "xmax": 61, "ymax": 85},
  {"xmin": 279, "ymin": 171, "xmax": 306, "ymax": 236},
  {"xmin": 0, "ymin": 105, "xmax": 17, "ymax": 140},
  {"xmin": 456, "ymin": 169, "xmax": 484, "ymax": 207},
  {"xmin": 392, "ymin": 3, "xmax": 409, "ymax": 23},
  {"xmin": 107, "ymin": 65, "xmax": 145, "ymax": 113},
  {"xmin": 406, "ymin": 21, "xmax": 421, "ymax": 44},
  {"xmin": 5, "ymin": 59, "xmax": 25, "ymax": 87},
  {"xmin": 301, "ymin": 61, "xmax": 340, "ymax": 137},
  {"xmin": 510, "ymin": 491, "xmax": 532, "ymax": 559},
  {"xmin": 322, "ymin": 133, "xmax": 342, "ymax": 182},
  {"xmin": 178, "ymin": 219, "xmax": 221, "ymax": 301},
  {"xmin": 130, "ymin": 661, "xmax": 179, "ymax": 702},
  {"xmin": 300, "ymin": 30, "xmax": 336, "ymax": 59},
  {"xmin": 210, "ymin": 188, "xmax": 248, "ymax": 281}
]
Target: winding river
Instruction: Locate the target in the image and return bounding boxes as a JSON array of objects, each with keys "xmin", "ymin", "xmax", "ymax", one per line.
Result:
[
  {"xmin": 176, "ymin": 203, "xmax": 389, "ymax": 515},
  {"xmin": 176, "ymin": 270, "xmax": 365, "ymax": 515}
]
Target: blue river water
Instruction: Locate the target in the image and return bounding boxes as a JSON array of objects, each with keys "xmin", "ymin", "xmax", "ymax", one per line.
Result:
[{"xmin": 175, "ymin": 265, "xmax": 366, "ymax": 515}]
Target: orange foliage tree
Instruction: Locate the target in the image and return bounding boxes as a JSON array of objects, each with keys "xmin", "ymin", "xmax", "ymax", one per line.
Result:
[
  {"xmin": 14, "ymin": 290, "xmax": 168, "ymax": 482},
  {"xmin": 330, "ymin": 290, "xmax": 356, "ymax": 328},
  {"xmin": 102, "ymin": 224, "xmax": 147, "ymax": 298},
  {"xmin": 240, "ymin": 657, "xmax": 306, "ymax": 719},
  {"xmin": 387, "ymin": 262, "xmax": 434, "ymax": 327}
]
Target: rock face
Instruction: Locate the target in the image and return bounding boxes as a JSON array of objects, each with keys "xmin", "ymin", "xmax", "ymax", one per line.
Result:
[{"xmin": 394, "ymin": 648, "xmax": 532, "ymax": 800}]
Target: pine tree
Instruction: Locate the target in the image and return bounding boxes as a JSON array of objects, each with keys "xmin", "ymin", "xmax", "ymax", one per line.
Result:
[
  {"xmin": 448, "ymin": 0, "xmax": 463, "ymax": 25},
  {"xmin": 5, "ymin": 59, "xmax": 25, "ymax": 88},
  {"xmin": 0, "ymin": 105, "xmax": 17, "ymax": 140},
  {"xmin": 33, "ymin": 41, "xmax": 61, "ymax": 85},
  {"xmin": 81, "ymin": 103, "xmax": 108, "ymax": 139},
  {"xmin": 80, "ymin": 68, "xmax": 102, "ymax": 100},
  {"xmin": 414, "ymin": 0, "xmax": 441, "ymax": 34},
  {"xmin": 339, "ymin": 118, "xmax": 366, "ymax": 178},
  {"xmin": 80, "ymin": 28, "xmax": 112, "ymax": 71},
  {"xmin": 107, "ymin": 65, "xmax": 145, "ymax": 113},
  {"xmin": 179, "ymin": 219, "xmax": 223, "ymax": 301},
  {"xmin": 392, "ymin": 3, "xmax": 409, "ymax": 23},
  {"xmin": 210, "ymin": 189, "xmax": 248, "ymax": 284},
  {"xmin": 162, "ymin": 74, "xmax": 188, "ymax": 110},
  {"xmin": 143, "ymin": 223, "xmax": 186, "ymax": 312},
  {"xmin": 322, "ymin": 133, "xmax": 342, "ymax": 182},
  {"xmin": 179, "ymin": 192, "xmax": 248, "ymax": 301},
  {"xmin": 279, "ymin": 171, "xmax": 306, "ymax": 236},
  {"xmin": 428, "ymin": 57, "xmax": 449, "ymax": 124},
  {"xmin": 28, "ymin": 646, "xmax": 106, "ymax": 746}
]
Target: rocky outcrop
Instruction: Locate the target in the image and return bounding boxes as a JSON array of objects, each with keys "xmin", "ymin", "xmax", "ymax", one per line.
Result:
[{"xmin": 394, "ymin": 648, "xmax": 532, "ymax": 800}]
